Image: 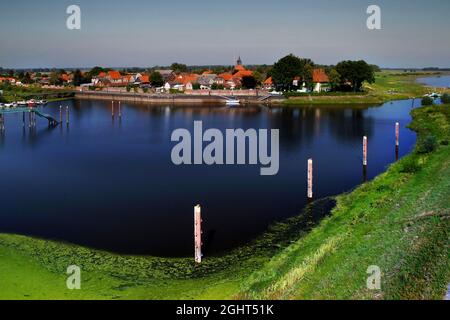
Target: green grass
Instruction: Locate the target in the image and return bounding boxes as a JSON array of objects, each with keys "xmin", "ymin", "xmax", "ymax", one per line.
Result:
[
  {"xmin": 283, "ymin": 71, "xmax": 449, "ymax": 105},
  {"xmin": 0, "ymin": 105, "xmax": 449, "ymax": 300}
]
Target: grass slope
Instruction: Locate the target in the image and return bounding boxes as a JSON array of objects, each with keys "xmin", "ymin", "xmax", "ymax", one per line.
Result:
[{"xmin": 239, "ymin": 105, "xmax": 450, "ymax": 299}]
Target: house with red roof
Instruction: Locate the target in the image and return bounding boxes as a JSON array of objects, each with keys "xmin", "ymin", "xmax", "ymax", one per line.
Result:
[{"xmin": 312, "ymin": 69, "xmax": 330, "ymax": 92}]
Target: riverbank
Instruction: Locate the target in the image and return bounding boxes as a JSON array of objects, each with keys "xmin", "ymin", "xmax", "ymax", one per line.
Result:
[
  {"xmin": 284, "ymin": 71, "xmax": 450, "ymax": 105},
  {"xmin": 0, "ymin": 104, "xmax": 448, "ymax": 300}
]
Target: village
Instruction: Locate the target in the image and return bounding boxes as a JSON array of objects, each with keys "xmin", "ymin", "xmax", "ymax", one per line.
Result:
[{"xmin": 0, "ymin": 56, "xmax": 332, "ymax": 97}]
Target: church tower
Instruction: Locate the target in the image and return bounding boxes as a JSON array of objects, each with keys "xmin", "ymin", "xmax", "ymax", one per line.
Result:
[{"xmin": 236, "ymin": 56, "xmax": 242, "ymax": 66}]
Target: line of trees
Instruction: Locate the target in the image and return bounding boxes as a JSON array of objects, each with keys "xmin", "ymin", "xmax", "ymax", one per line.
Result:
[{"xmin": 271, "ymin": 54, "xmax": 376, "ymax": 92}]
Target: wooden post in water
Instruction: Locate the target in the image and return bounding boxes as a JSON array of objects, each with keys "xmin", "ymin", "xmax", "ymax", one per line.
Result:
[
  {"xmin": 59, "ymin": 105, "xmax": 62, "ymax": 123},
  {"xmin": 363, "ymin": 136, "xmax": 368, "ymax": 166},
  {"xmin": 112, "ymin": 101, "xmax": 115, "ymax": 117},
  {"xmin": 118, "ymin": 101, "xmax": 122, "ymax": 118},
  {"xmin": 395, "ymin": 122, "xmax": 400, "ymax": 147},
  {"xmin": 66, "ymin": 106, "xmax": 69, "ymax": 125},
  {"xmin": 194, "ymin": 205, "xmax": 202, "ymax": 263},
  {"xmin": 307, "ymin": 159, "xmax": 313, "ymax": 200},
  {"xmin": 395, "ymin": 122, "xmax": 400, "ymax": 161},
  {"xmin": 23, "ymin": 112, "xmax": 25, "ymax": 127}
]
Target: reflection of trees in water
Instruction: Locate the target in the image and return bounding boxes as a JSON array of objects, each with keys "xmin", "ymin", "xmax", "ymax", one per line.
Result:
[
  {"xmin": 326, "ymin": 108, "xmax": 374, "ymax": 144},
  {"xmin": 73, "ymin": 101, "xmax": 375, "ymax": 147},
  {"xmin": 267, "ymin": 106, "xmax": 375, "ymax": 148}
]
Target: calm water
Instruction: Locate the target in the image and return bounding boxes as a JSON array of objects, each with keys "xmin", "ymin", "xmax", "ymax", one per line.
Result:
[
  {"xmin": 0, "ymin": 99, "xmax": 418, "ymax": 256},
  {"xmin": 417, "ymin": 75, "xmax": 450, "ymax": 88}
]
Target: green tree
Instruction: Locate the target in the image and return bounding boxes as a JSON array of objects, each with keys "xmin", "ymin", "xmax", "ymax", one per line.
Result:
[
  {"xmin": 271, "ymin": 54, "xmax": 315, "ymax": 90},
  {"xmin": 335, "ymin": 60, "xmax": 375, "ymax": 92},
  {"xmin": 150, "ymin": 71, "xmax": 164, "ymax": 87},
  {"xmin": 49, "ymin": 71, "xmax": 62, "ymax": 86},
  {"xmin": 89, "ymin": 66, "xmax": 108, "ymax": 76},
  {"xmin": 328, "ymin": 68, "xmax": 341, "ymax": 90},
  {"xmin": 170, "ymin": 63, "xmax": 188, "ymax": 74},
  {"xmin": 72, "ymin": 69, "xmax": 84, "ymax": 86},
  {"xmin": 242, "ymin": 76, "xmax": 257, "ymax": 89}
]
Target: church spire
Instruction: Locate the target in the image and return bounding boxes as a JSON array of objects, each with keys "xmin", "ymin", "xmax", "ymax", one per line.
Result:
[{"xmin": 236, "ymin": 55, "xmax": 242, "ymax": 66}]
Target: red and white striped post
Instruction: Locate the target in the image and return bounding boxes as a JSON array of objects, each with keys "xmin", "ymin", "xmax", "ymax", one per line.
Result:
[
  {"xmin": 307, "ymin": 159, "xmax": 313, "ymax": 200},
  {"xmin": 111, "ymin": 101, "xmax": 115, "ymax": 117},
  {"xmin": 118, "ymin": 101, "xmax": 122, "ymax": 118},
  {"xmin": 66, "ymin": 106, "xmax": 69, "ymax": 125},
  {"xmin": 363, "ymin": 136, "xmax": 368, "ymax": 166},
  {"xmin": 395, "ymin": 122, "xmax": 400, "ymax": 147},
  {"xmin": 194, "ymin": 205, "xmax": 202, "ymax": 263}
]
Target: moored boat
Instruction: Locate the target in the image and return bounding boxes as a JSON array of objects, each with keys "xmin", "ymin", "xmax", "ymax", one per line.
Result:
[{"xmin": 226, "ymin": 99, "xmax": 240, "ymax": 106}]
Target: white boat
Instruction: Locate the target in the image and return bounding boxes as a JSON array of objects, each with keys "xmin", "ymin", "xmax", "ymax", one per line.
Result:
[
  {"xmin": 37, "ymin": 100, "xmax": 47, "ymax": 105},
  {"xmin": 17, "ymin": 101, "xmax": 27, "ymax": 106},
  {"xmin": 226, "ymin": 99, "xmax": 240, "ymax": 106}
]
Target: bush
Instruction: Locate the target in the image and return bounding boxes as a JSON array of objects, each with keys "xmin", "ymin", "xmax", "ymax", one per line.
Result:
[
  {"xmin": 441, "ymin": 93, "xmax": 450, "ymax": 104},
  {"xmin": 417, "ymin": 134, "xmax": 437, "ymax": 154},
  {"xmin": 421, "ymin": 96, "xmax": 434, "ymax": 106},
  {"xmin": 400, "ymin": 157, "xmax": 421, "ymax": 173},
  {"xmin": 126, "ymin": 85, "xmax": 131, "ymax": 92}
]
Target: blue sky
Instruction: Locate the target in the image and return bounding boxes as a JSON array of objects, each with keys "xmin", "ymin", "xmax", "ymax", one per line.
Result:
[{"xmin": 0, "ymin": 0, "xmax": 449, "ymax": 68}]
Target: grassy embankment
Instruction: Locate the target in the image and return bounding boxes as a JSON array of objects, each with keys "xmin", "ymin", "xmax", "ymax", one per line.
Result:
[
  {"xmin": 0, "ymin": 84, "xmax": 74, "ymax": 103},
  {"xmin": 283, "ymin": 70, "xmax": 449, "ymax": 105},
  {"xmin": 0, "ymin": 104, "xmax": 449, "ymax": 300}
]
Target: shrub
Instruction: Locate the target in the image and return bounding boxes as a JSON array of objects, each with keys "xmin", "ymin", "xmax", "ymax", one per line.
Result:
[
  {"xmin": 143, "ymin": 87, "xmax": 149, "ymax": 93},
  {"xmin": 421, "ymin": 96, "xmax": 434, "ymax": 106},
  {"xmin": 441, "ymin": 93, "xmax": 450, "ymax": 104},
  {"xmin": 126, "ymin": 85, "xmax": 131, "ymax": 92},
  {"xmin": 417, "ymin": 134, "xmax": 437, "ymax": 154},
  {"xmin": 400, "ymin": 157, "xmax": 421, "ymax": 173}
]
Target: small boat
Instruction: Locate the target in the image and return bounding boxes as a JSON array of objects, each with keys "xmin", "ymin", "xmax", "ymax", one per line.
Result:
[
  {"xmin": 37, "ymin": 100, "xmax": 47, "ymax": 105},
  {"xmin": 226, "ymin": 99, "xmax": 240, "ymax": 106},
  {"xmin": 27, "ymin": 99, "xmax": 37, "ymax": 107},
  {"xmin": 17, "ymin": 101, "xmax": 27, "ymax": 106}
]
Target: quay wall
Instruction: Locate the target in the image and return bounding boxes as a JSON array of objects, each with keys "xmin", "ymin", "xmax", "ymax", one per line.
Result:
[{"xmin": 74, "ymin": 91, "xmax": 284, "ymax": 105}]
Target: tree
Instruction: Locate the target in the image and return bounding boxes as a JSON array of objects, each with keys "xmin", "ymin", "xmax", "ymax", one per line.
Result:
[
  {"xmin": 89, "ymin": 66, "xmax": 108, "ymax": 76},
  {"xmin": 328, "ymin": 68, "xmax": 341, "ymax": 90},
  {"xmin": 21, "ymin": 72, "xmax": 32, "ymax": 84},
  {"xmin": 170, "ymin": 63, "xmax": 188, "ymax": 74},
  {"xmin": 150, "ymin": 71, "xmax": 164, "ymax": 87},
  {"xmin": 271, "ymin": 54, "xmax": 315, "ymax": 90},
  {"xmin": 242, "ymin": 76, "xmax": 257, "ymax": 89},
  {"xmin": 335, "ymin": 60, "xmax": 375, "ymax": 92},
  {"xmin": 72, "ymin": 69, "xmax": 84, "ymax": 86},
  {"xmin": 49, "ymin": 71, "xmax": 62, "ymax": 86}
]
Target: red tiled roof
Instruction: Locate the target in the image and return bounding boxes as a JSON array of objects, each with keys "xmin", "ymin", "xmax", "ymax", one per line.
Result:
[
  {"xmin": 218, "ymin": 73, "xmax": 233, "ymax": 81},
  {"xmin": 98, "ymin": 72, "xmax": 106, "ymax": 78},
  {"xmin": 140, "ymin": 75, "xmax": 150, "ymax": 83},
  {"xmin": 233, "ymin": 70, "xmax": 253, "ymax": 79},
  {"xmin": 264, "ymin": 77, "xmax": 273, "ymax": 85},
  {"xmin": 175, "ymin": 73, "xmax": 199, "ymax": 85},
  {"xmin": 234, "ymin": 65, "xmax": 246, "ymax": 72},
  {"xmin": 313, "ymin": 69, "xmax": 329, "ymax": 83},
  {"xmin": 108, "ymin": 71, "xmax": 121, "ymax": 80}
]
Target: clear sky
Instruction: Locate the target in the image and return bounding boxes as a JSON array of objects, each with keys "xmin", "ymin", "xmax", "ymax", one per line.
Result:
[{"xmin": 1, "ymin": 0, "xmax": 449, "ymax": 68}]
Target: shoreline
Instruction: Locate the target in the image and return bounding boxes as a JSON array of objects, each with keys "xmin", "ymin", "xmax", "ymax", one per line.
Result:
[{"xmin": 0, "ymin": 105, "xmax": 448, "ymax": 299}]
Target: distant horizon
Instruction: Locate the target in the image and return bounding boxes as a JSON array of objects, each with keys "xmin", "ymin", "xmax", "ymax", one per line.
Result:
[{"xmin": 2, "ymin": 63, "xmax": 450, "ymax": 72}]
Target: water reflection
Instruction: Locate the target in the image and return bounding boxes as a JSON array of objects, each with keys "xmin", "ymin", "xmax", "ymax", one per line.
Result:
[{"xmin": 0, "ymin": 99, "xmax": 417, "ymax": 256}]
